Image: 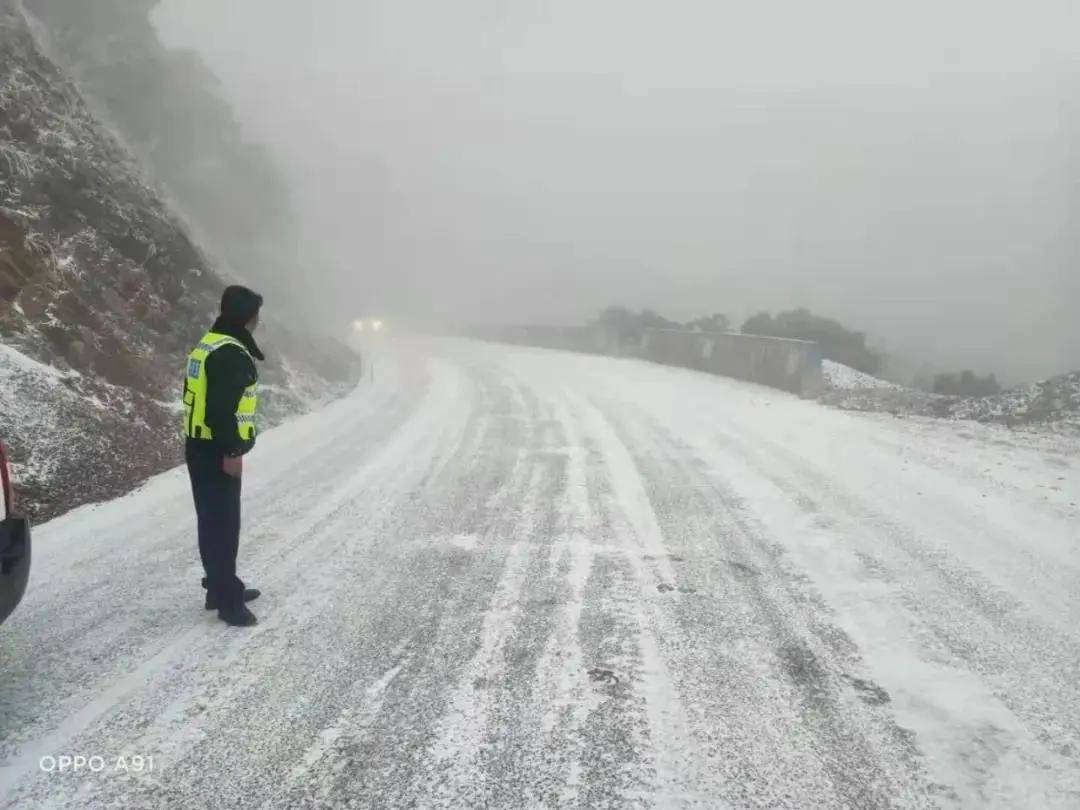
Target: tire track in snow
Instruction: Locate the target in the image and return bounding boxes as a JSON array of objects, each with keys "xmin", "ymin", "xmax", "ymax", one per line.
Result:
[
  {"xmin": 695, "ymin": 421, "xmax": 1080, "ymax": 807},
  {"xmin": 598, "ymin": 404, "xmax": 935, "ymax": 809},
  {"xmin": 415, "ymin": 372, "xmax": 564, "ymax": 808},
  {"xmin": 568, "ymin": 392, "xmax": 729, "ymax": 807},
  {"xmin": 260, "ymin": 364, "xmax": 544, "ymax": 809},
  {"xmin": 523, "ymin": 395, "xmax": 599, "ymax": 808},
  {"xmin": 440, "ymin": 389, "xmax": 604, "ymax": 809},
  {"xmin": 278, "ymin": 637, "xmax": 413, "ymax": 803}
]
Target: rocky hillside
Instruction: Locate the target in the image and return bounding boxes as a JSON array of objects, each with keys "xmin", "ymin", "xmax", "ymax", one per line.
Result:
[
  {"xmin": 22, "ymin": 0, "xmax": 300, "ymax": 310},
  {"xmin": 948, "ymin": 372, "xmax": 1080, "ymax": 429},
  {"xmin": 822, "ymin": 360, "xmax": 1080, "ymax": 435},
  {"xmin": 0, "ymin": 1, "xmax": 360, "ymax": 521}
]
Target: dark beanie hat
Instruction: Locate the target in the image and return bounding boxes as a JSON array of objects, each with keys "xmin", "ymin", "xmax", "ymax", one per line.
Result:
[{"xmin": 220, "ymin": 285, "xmax": 263, "ymax": 325}]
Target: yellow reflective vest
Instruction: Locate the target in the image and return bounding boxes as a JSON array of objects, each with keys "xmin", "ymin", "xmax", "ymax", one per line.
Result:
[{"xmin": 182, "ymin": 331, "xmax": 258, "ymax": 442}]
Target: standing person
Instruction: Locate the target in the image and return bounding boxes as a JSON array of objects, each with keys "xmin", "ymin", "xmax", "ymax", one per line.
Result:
[{"xmin": 182, "ymin": 285, "xmax": 265, "ymax": 627}]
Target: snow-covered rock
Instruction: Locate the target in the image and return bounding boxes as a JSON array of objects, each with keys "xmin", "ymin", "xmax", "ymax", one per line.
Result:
[
  {"xmin": 822, "ymin": 363, "xmax": 1080, "ymax": 435},
  {"xmin": 950, "ymin": 372, "xmax": 1080, "ymax": 429},
  {"xmin": 822, "ymin": 359, "xmax": 904, "ymax": 392}
]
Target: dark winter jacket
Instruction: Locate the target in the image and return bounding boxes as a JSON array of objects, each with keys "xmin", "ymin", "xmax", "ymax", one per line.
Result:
[{"xmin": 186, "ymin": 316, "xmax": 265, "ymax": 458}]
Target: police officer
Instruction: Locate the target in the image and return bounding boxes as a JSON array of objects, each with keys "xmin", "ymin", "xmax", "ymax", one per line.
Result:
[{"xmin": 183, "ymin": 285, "xmax": 264, "ymax": 627}]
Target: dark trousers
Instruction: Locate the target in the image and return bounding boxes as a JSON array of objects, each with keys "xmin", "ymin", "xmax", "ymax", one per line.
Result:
[{"xmin": 186, "ymin": 444, "xmax": 245, "ymax": 610}]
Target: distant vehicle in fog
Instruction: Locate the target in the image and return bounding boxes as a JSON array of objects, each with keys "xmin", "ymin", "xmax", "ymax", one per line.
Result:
[{"xmin": 352, "ymin": 318, "xmax": 386, "ymax": 335}]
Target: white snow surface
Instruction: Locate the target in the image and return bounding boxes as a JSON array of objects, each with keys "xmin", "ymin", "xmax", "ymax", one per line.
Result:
[
  {"xmin": 1, "ymin": 338, "xmax": 1078, "ymax": 809},
  {"xmin": 823, "ymin": 359, "xmax": 904, "ymax": 391},
  {"xmin": 0, "ymin": 342, "xmax": 71, "ymax": 381},
  {"xmin": 0, "ymin": 339, "xmax": 95, "ymax": 484}
]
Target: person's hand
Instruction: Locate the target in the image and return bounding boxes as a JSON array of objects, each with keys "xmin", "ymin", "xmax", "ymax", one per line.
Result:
[{"xmin": 223, "ymin": 455, "xmax": 243, "ymax": 478}]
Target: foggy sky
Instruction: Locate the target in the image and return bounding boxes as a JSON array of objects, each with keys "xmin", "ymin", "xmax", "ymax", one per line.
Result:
[{"xmin": 153, "ymin": 0, "xmax": 1079, "ymax": 382}]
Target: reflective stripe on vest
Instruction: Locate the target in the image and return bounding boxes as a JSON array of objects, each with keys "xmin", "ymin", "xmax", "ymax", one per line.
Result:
[{"xmin": 182, "ymin": 331, "xmax": 259, "ymax": 441}]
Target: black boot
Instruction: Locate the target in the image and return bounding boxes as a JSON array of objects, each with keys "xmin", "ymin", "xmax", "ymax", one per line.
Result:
[
  {"xmin": 218, "ymin": 604, "xmax": 258, "ymax": 627},
  {"xmin": 205, "ymin": 587, "xmax": 261, "ymax": 611}
]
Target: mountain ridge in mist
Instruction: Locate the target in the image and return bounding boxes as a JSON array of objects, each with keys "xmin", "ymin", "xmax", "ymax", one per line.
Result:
[
  {"xmin": 1, "ymin": 0, "xmax": 359, "ymax": 519},
  {"xmin": 22, "ymin": 0, "xmax": 308, "ymax": 317}
]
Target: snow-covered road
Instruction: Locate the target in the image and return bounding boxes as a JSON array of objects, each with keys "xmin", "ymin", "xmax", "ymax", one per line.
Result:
[{"xmin": 2, "ymin": 339, "xmax": 1078, "ymax": 809}]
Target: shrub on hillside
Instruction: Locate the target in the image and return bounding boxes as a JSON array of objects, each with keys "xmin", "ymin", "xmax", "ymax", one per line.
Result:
[
  {"xmin": 592, "ymin": 307, "xmax": 682, "ymax": 343},
  {"xmin": 685, "ymin": 313, "xmax": 731, "ymax": 333},
  {"xmin": 742, "ymin": 308, "xmax": 881, "ymax": 374}
]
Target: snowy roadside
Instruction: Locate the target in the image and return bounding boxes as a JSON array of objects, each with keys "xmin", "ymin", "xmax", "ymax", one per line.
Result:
[{"xmin": 0, "ymin": 336, "xmax": 361, "ymax": 522}]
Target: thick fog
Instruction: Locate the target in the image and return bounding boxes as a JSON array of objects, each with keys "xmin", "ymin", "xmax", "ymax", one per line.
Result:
[{"xmin": 153, "ymin": 0, "xmax": 1079, "ymax": 383}]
